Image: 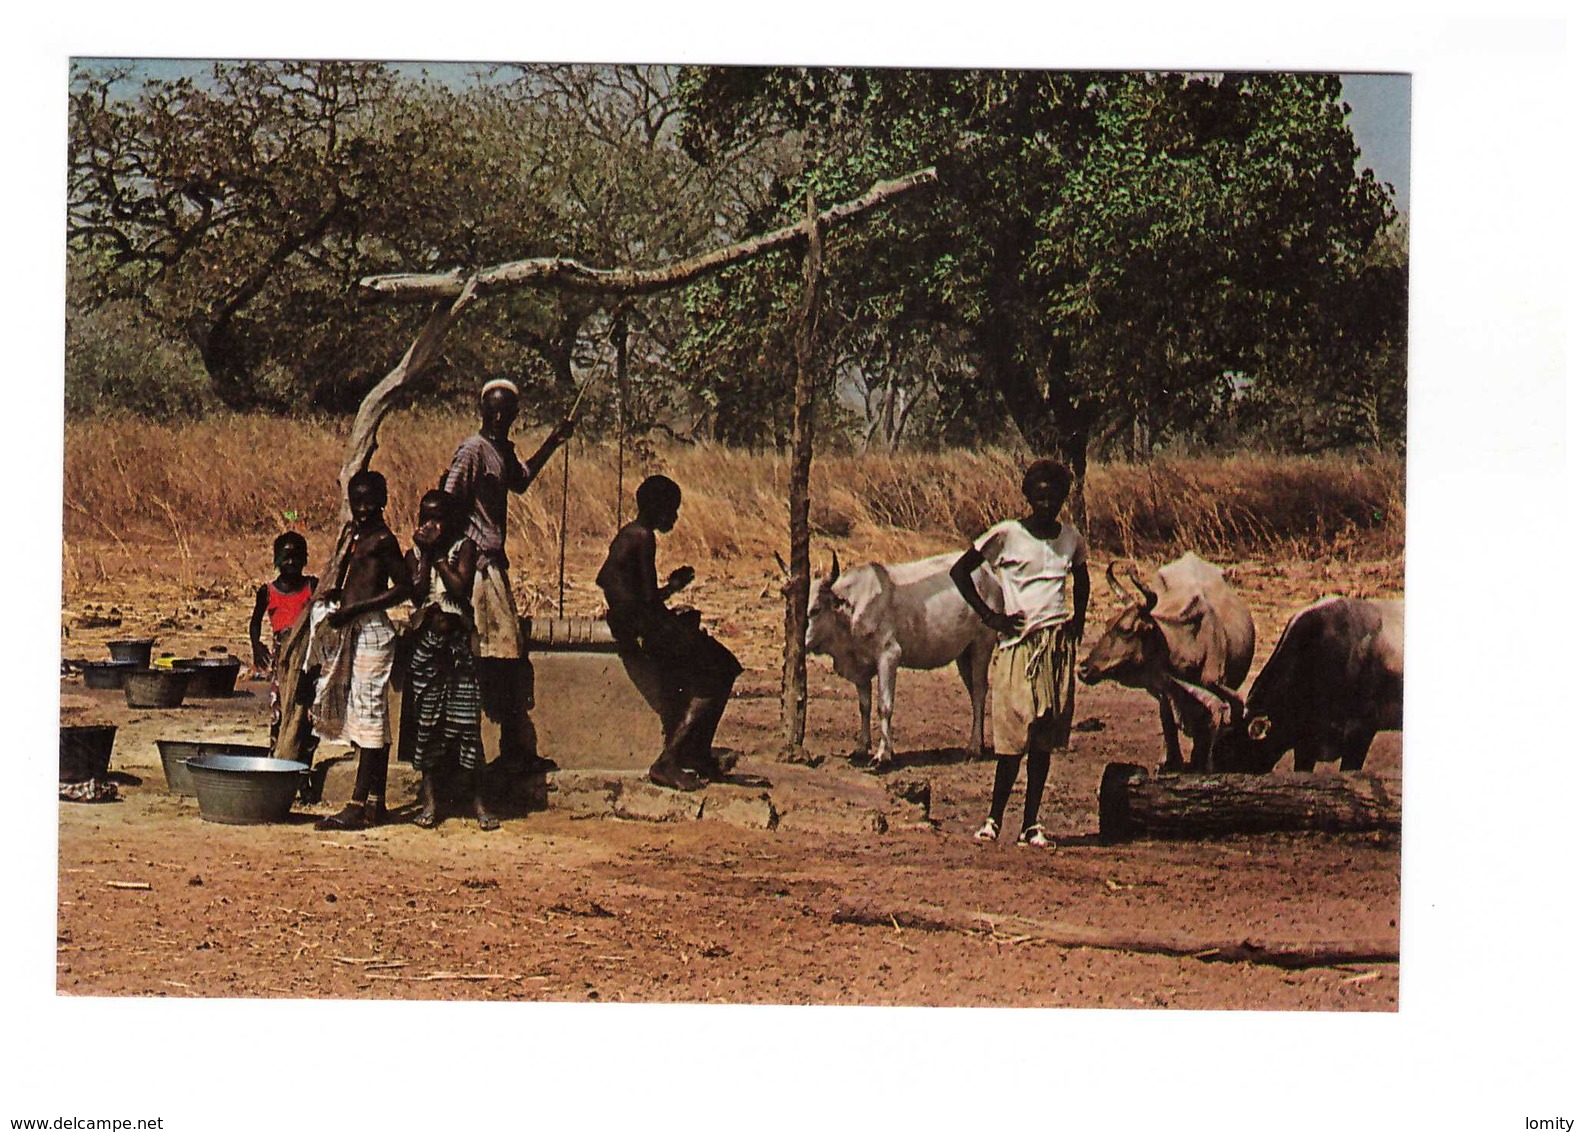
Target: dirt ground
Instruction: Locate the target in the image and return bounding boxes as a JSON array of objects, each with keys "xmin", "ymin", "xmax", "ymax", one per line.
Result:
[{"xmin": 57, "ymin": 548, "xmax": 1402, "ymax": 1010}]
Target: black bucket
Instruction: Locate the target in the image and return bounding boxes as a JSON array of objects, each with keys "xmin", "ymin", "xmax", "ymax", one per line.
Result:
[
  {"xmin": 173, "ymin": 657, "xmax": 242, "ymax": 697},
  {"xmin": 81, "ymin": 660, "xmax": 138, "ymax": 690},
  {"xmin": 106, "ymin": 639, "xmax": 155, "ymax": 666},
  {"xmin": 60, "ymin": 725, "xmax": 116, "ymax": 782},
  {"xmin": 124, "ymin": 668, "xmax": 191, "ymax": 709}
]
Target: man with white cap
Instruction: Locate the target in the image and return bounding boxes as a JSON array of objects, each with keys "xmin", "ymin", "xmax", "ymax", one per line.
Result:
[{"xmin": 443, "ymin": 378, "xmax": 575, "ymax": 774}]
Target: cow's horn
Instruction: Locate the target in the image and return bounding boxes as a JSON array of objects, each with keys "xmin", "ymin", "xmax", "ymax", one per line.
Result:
[
  {"xmin": 1212, "ymin": 685, "xmax": 1245, "ymax": 730},
  {"xmin": 1124, "ymin": 562, "xmax": 1158, "ymax": 613},
  {"xmin": 827, "ymin": 549, "xmax": 841, "ymax": 585},
  {"xmin": 1105, "ymin": 561, "xmax": 1131, "ymax": 603}
]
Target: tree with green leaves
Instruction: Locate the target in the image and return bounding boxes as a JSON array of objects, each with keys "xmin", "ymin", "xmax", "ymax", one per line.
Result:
[
  {"xmin": 69, "ymin": 61, "xmax": 422, "ymax": 410},
  {"xmin": 471, "ymin": 64, "xmax": 776, "ymax": 436},
  {"xmin": 67, "ymin": 61, "xmax": 781, "ymax": 428},
  {"xmin": 675, "ymin": 68, "xmax": 1403, "ymax": 500}
]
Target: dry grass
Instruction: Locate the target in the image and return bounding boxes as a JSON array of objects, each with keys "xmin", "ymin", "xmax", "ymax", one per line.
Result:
[
  {"xmin": 61, "ymin": 411, "xmax": 1404, "ymax": 603},
  {"xmin": 1085, "ymin": 453, "xmax": 1405, "ymax": 562}
]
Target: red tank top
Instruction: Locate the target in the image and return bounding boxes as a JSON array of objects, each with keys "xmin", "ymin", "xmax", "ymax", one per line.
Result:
[{"xmin": 266, "ymin": 580, "xmax": 315, "ymax": 635}]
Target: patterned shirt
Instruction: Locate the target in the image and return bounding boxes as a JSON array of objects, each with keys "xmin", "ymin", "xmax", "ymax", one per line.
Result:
[{"xmin": 442, "ymin": 434, "xmax": 527, "ymax": 564}]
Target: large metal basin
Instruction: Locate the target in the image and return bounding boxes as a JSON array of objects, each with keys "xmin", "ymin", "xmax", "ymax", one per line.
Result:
[
  {"xmin": 81, "ymin": 660, "xmax": 137, "ymax": 690},
  {"xmin": 60, "ymin": 725, "xmax": 116, "ymax": 782},
  {"xmin": 156, "ymin": 740, "xmax": 205, "ymax": 794},
  {"xmin": 159, "ymin": 740, "xmax": 273, "ymax": 795},
  {"xmin": 187, "ymin": 754, "xmax": 307, "ymax": 824}
]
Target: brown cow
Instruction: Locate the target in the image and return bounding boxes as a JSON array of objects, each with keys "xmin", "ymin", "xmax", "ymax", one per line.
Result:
[
  {"xmin": 1211, "ymin": 597, "xmax": 1403, "ymax": 773},
  {"xmin": 1077, "ymin": 553, "xmax": 1255, "ymax": 771}
]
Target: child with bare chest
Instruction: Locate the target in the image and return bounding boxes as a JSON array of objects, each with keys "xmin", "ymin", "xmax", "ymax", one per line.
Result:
[
  {"xmin": 308, "ymin": 471, "xmax": 412, "ymax": 831},
  {"xmin": 597, "ymin": 475, "xmax": 741, "ymax": 792},
  {"xmin": 248, "ymin": 531, "xmax": 317, "ymax": 742}
]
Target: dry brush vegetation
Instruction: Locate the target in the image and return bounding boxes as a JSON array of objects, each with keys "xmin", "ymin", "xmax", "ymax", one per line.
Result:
[{"xmin": 61, "ymin": 412, "xmax": 1404, "ymax": 615}]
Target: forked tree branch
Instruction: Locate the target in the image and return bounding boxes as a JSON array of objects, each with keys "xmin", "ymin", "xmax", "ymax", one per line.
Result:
[{"xmin": 358, "ymin": 168, "xmax": 936, "ymax": 301}]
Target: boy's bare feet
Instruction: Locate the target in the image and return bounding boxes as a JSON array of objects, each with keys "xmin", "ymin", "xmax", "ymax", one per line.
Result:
[
  {"xmin": 467, "ymin": 769, "xmax": 499, "ymax": 830},
  {"xmin": 685, "ymin": 748, "xmax": 738, "ymax": 781},
  {"xmin": 414, "ymin": 774, "xmax": 439, "ymax": 829},
  {"xmin": 315, "ymin": 801, "xmax": 368, "ymax": 831},
  {"xmin": 648, "ymin": 758, "xmax": 704, "ymax": 792}
]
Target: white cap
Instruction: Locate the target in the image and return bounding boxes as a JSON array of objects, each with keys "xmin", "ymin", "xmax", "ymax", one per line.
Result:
[{"xmin": 480, "ymin": 378, "xmax": 520, "ymax": 401}]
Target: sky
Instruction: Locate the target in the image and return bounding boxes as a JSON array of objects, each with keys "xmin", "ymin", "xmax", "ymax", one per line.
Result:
[
  {"xmin": 83, "ymin": 59, "xmax": 1412, "ymax": 214},
  {"xmin": 1339, "ymin": 72, "xmax": 1411, "ymax": 212}
]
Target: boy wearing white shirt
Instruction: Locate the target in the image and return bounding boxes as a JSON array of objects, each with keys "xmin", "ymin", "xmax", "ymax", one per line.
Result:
[{"xmin": 950, "ymin": 460, "xmax": 1089, "ymax": 848}]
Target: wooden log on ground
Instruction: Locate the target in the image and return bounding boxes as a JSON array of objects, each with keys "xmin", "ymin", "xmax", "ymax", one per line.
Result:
[
  {"xmin": 1097, "ymin": 762, "xmax": 1401, "ymax": 843},
  {"xmin": 831, "ymin": 898, "xmax": 1397, "ymax": 968}
]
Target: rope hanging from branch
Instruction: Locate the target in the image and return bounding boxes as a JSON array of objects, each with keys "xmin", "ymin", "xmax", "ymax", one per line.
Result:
[
  {"xmin": 554, "ymin": 367, "xmax": 603, "ymax": 617},
  {"xmin": 557, "ymin": 438, "xmax": 571, "ymax": 618},
  {"xmin": 614, "ymin": 306, "xmax": 629, "ymax": 530}
]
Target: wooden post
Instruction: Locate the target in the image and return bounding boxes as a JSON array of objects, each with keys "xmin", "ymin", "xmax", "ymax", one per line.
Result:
[
  {"xmin": 781, "ymin": 191, "xmax": 822, "ymax": 754},
  {"xmin": 1097, "ymin": 762, "xmax": 1402, "ymax": 843}
]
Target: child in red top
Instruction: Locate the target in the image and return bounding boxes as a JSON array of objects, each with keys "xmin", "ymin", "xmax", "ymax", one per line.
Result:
[{"xmin": 249, "ymin": 532, "xmax": 318, "ymax": 740}]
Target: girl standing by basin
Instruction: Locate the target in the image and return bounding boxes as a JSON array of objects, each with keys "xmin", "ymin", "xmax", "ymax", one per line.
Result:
[{"xmin": 249, "ymin": 532, "xmax": 318, "ymax": 741}]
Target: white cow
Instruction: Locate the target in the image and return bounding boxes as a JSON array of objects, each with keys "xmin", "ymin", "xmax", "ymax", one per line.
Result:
[{"xmin": 804, "ymin": 550, "xmax": 1001, "ymax": 768}]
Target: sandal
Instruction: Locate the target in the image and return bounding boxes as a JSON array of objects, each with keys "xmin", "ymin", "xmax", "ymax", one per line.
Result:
[
  {"xmin": 1016, "ymin": 824, "xmax": 1051, "ymax": 848},
  {"xmin": 973, "ymin": 817, "xmax": 1000, "ymax": 843}
]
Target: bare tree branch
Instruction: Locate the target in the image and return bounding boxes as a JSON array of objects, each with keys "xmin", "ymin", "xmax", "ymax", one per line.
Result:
[{"xmin": 360, "ymin": 168, "xmax": 937, "ymax": 301}]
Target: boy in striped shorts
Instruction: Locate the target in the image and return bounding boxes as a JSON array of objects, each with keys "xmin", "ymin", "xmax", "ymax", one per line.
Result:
[{"xmin": 405, "ymin": 489, "xmax": 496, "ymax": 830}]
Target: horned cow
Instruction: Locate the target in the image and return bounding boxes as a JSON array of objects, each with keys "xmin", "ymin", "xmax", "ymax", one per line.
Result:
[
  {"xmin": 804, "ymin": 550, "xmax": 1000, "ymax": 768},
  {"xmin": 1077, "ymin": 553, "xmax": 1255, "ymax": 771},
  {"xmin": 1212, "ymin": 597, "xmax": 1403, "ymax": 773}
]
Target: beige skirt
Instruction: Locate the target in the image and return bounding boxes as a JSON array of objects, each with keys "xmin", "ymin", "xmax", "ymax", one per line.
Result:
[
  {"xmin": 471, "ymin": 560, "xmax": 523, "ymax": 659},
  {"xmin": 990, "ymin": 622, "xmax": 1079, "ymax": 755},
  {"xmin": 308, "ymin": 609, "xmax": 396, "ymax": 748}
]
